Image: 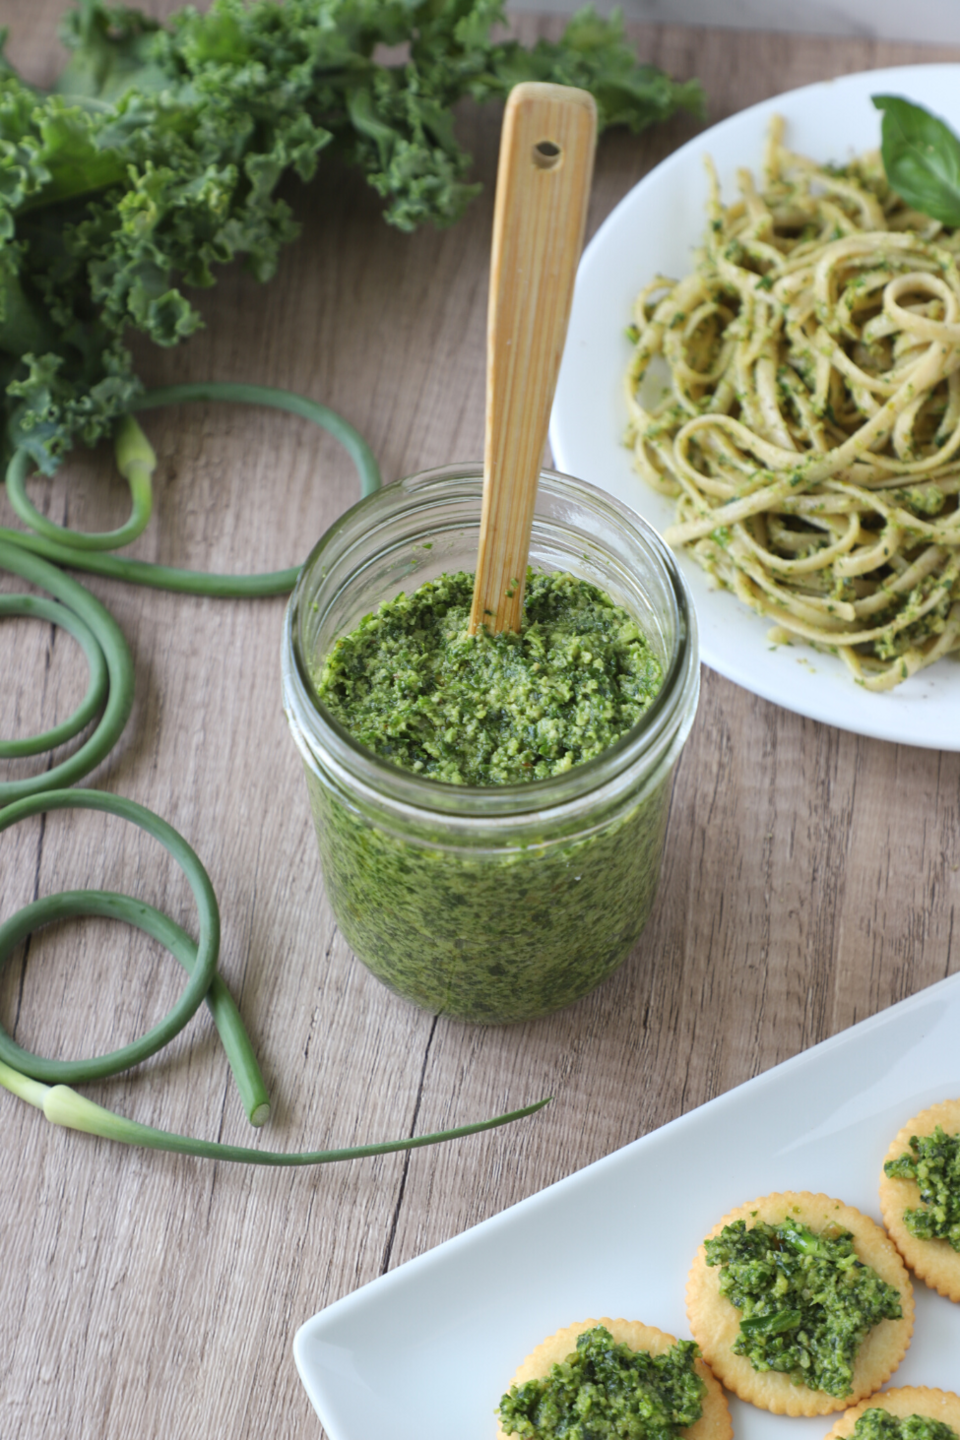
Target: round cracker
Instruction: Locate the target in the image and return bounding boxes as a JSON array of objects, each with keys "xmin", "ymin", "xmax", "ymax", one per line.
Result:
[
  {"xmin": 879, "ymin": 1099, "xmax": 960, "ymax": 1303},
  {"xmin": 495, "ymin": 1317, "xmax": 732, "ymax": 1440},
  {"xmin": 685, "ymin": 1191, "xmax": 914, "ymax": 1416},
  {"xmin": 824, "ymin": 1386, "xmax": 960, "ymax": 1439}
]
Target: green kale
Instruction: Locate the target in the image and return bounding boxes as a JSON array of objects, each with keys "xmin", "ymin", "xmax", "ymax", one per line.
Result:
[{"xmin": 0, "ymin": 0, "xmax": 704, "ymax": 473}]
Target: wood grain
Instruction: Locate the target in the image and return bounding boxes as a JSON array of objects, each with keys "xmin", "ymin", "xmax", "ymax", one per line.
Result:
[
  {"xmin": 1, "ymin": 7, "xmax": 959, "ymax": 1440},
  {"xmin": 471, "ymin": 82, "xmax": 596, "ymax": 634}
]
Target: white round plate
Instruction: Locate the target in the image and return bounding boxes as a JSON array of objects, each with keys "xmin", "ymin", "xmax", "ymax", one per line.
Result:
[{"xmin": 550, "ymin": 65, "xmax": 960, "ymax": 750}]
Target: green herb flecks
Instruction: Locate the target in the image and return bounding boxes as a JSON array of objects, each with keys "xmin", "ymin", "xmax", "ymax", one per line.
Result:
[
  {"xmin": 873, "ymin": 94, "xmax": 960, "ymax": 226},
  {"xmin": 704, "ymin": 1217, "xmax": 903, "ymax": 1397},
  {"xmin": 307, "ymin": 570, "xmax": 671, "ymax": 1023},
  {"xmin": 305, "ymin": 748, "xmax": 671, "ymax": 1022},
  {"xmin": 497, "ymin": 1325, "xmax": 705, "ymax": 1440},
  {"xmin": 885, "ymin": 1124, "xmax": 960, "ymax": 1251},
  {"xmin": 315, "ymin": 569, "xmax": 663, "ymax": 786},
  {"xmin": 851, "ymin": 1410, "xmax": 959, "ymax": 1440}
]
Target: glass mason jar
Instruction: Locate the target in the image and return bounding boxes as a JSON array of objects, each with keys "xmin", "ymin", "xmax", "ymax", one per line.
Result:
[{"xmin": 281, "ymin": 465, "xmax": 698, "ymax": 1025}]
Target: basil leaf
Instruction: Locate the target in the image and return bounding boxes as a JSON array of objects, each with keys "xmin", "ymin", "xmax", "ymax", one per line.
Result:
[{"xmin": 873, "ymin": 94, "xmax": 960, "ymax": 226}]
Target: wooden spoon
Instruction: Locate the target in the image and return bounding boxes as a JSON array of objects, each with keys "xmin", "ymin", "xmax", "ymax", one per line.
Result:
[{"xmin": 469, "ymin": 82, "xmax": 597, "ymax": 636}]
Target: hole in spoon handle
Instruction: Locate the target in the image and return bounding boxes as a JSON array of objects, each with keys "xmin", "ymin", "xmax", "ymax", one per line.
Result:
[{"xmin": 533, "ymin": 140, "xmax": 562, "ymax": 169}]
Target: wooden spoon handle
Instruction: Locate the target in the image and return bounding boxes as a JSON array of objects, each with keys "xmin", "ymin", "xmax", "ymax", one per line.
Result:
[{"xmin": 470, "ymin": 82, "xmax": 597, "ymax": 636}]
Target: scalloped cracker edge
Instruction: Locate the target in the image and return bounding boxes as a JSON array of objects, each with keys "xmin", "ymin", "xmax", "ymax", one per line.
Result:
[
  {"xmin": 494, "ymin": 1317, "xmax": 732, "ymax": 1440},
  {"xmin": 685, "ymin": 1191, "xmax": 914, "ymax": 1416},
  {"xmin": 879, "ymin": 1099, "xmax": 960, "ymax": 1303},
  {"xmin": 824, "ymin": 1385, "xmax": 960, "ymax": 1438}
]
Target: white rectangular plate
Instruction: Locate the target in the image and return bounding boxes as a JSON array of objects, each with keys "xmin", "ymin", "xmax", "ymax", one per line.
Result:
[{"xmin": 294, "ymin": 972, "xmax": 960, "ymax": 1437}]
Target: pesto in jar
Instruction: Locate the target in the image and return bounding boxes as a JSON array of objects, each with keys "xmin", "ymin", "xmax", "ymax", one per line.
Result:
[
  {"xmin": 315, "ymin": 570, "xmax": 662, "ymax": 785},
  {"xmin": 302, "ymin": 751, "xmax": 671, "ymax": 1022},
  {"xmin": 884, "ymin": 1124, "xmax": 960, "ymax": 1251},
  {"xmin": 497, "ymin": 1325, "xmax": 705, "ymax": 1440},
  {"xmin": 851, "ymin": 1413, "xmax": 959, "ymax": 1440},
  {"xmin": 299, "ymin": 567, "xmax": 680, "ymax": 1023},
  {"xmin": 704, "ymin": 1217, "xmax": 903, "ymax": 1397}
]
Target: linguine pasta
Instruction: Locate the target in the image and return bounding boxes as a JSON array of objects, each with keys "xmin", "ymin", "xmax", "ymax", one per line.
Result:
[{"xmin": 624, "ymin": 117, "xmax": 960, "ymax": 690}]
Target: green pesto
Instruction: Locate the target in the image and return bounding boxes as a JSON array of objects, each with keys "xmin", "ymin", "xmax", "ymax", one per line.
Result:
[
  {"xmin": 704, "ymin": 1217, "xmax": 903, "ymax": 1398},
  {"xmin": 497, "ymin": 1325, "xmax": 705, "ymax": 1440},
  {"xmin": 314, "ymin": 570, "xmax": 662, "ymax": 786},
  {"xmin": 303, "ymin": 754, "xmax": 670, "ymax": 1022},
  {"xmin": 852, "ymin": 1412, "xmax": 959, "ymax": 1440},
  {"xmin": 304, "ymin": 569, "xmax": 672, "ymax": 1023},
  {"xmin": 885, "ymin": 1124, "xmax": 960, "ymax": 1251}
]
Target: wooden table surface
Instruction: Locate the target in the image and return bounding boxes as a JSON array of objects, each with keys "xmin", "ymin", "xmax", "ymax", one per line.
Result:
[{"xmin": 2, "ymin": 6, "xmax": 959, "ymax": 1438}]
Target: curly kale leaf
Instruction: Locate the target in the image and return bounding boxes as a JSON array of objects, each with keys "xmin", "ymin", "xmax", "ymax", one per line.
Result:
[
  {"xmin": 473, "ymin": 7, "xmax": 706, "ymax": 133},
  {"xmin": 0, "ymin": 0, "xmax": 704, "ymax": 471}
]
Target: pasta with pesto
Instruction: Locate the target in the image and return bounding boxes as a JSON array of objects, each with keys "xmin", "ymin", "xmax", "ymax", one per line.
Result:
[{"xmin": 623, "ymin": 117, "xmax": 960, "ymax": 690}]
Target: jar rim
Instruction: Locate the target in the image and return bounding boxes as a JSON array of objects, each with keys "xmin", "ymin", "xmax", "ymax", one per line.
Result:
[{"xmin": 282, "ymin": 465, "xmax": 698, "ymax": 821}]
